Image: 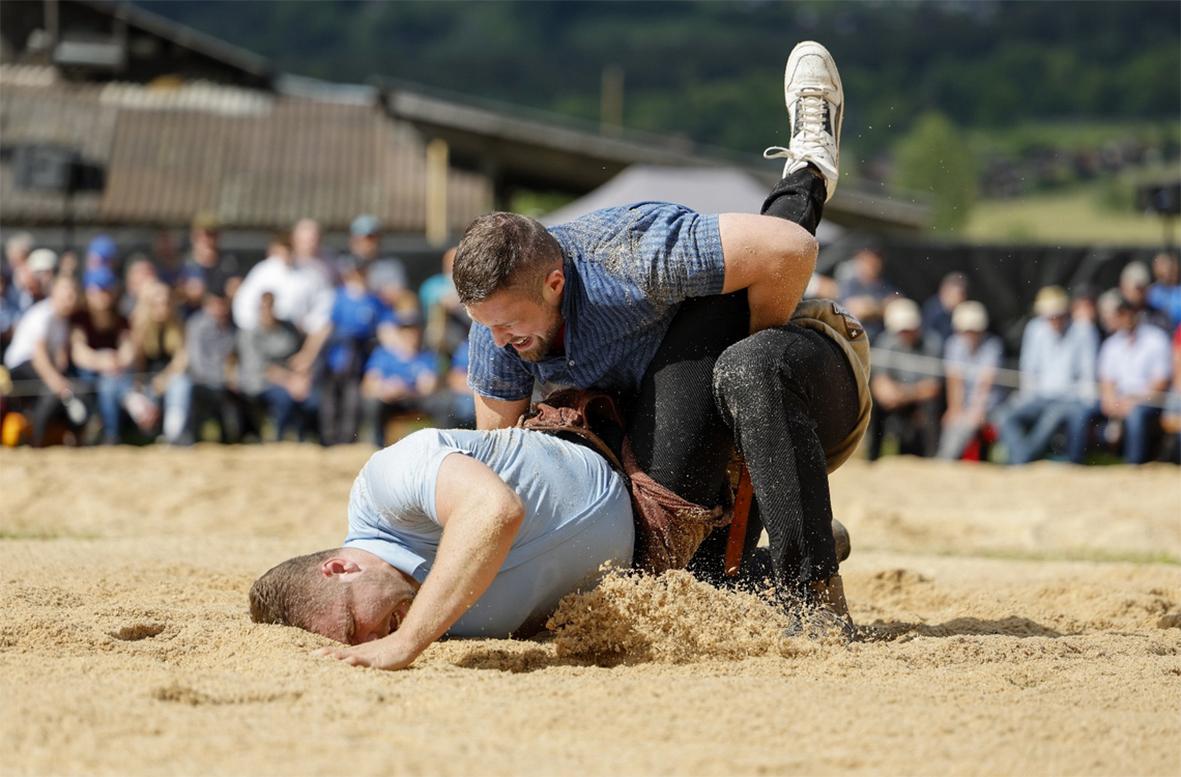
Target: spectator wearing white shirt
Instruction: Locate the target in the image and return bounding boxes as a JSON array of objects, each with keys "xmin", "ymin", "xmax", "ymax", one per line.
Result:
[
  {"xmin": 1068, "ymin": 299, "xmax": 1172, "ymax": 464},
  {"xmin": 233, "ymin": 232, "xmax": 333, "ymax": 335},
  {"xmin": 233, "ymin": 225, "xmax": 335, "ymax": 382},
  {"xmin": 3, "ymin": 276, "xmax": 85, "ymax": 446},
  {"xmin": 999, "ymin": 286, "xmax": 1099, "ymax": 464}
]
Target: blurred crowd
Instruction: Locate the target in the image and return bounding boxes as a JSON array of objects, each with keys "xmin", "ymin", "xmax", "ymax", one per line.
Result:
[
  {"xmin": 822, "ymin": 246, "xmax": 1181, "ymax": 465},
  {"xmin": 0, "ymin": 214, "xmax": 474, "ymax": 448},
  {"xmin": 2, "ymin": 215, "xmax": 1179, "ymax": 465}
]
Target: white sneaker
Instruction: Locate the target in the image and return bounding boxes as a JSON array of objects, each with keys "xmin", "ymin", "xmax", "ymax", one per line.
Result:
[{"xmin": 763, "ymin": 41, "xmax": 844, "ymax": 202}]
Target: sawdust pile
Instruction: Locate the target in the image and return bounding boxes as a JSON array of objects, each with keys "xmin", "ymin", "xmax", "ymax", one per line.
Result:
[
  {"xmin": 2, "ymin": 445, "xmax": 1179, "ymax": 776},
  {"xmin": 547, "ymin": 570, "xmax": 803, "ymax": 662}
]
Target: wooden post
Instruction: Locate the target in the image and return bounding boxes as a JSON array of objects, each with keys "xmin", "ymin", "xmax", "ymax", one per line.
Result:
[
  {"xmin": 425, "ymin": 138, "xmax": 449, "ymax": 247},
  {"xmin": 600, "ymin": 65, "xmax": 624, "ymax": 137}
]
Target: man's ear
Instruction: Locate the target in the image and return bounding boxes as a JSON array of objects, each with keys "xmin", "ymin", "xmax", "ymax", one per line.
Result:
[
  {"xmin": 542, "ymin": 266, "xmax": 565, "ymax": 302},
  {"xmin": 320, "ymin": 557, "xmax": 362, "ymax": 578}
]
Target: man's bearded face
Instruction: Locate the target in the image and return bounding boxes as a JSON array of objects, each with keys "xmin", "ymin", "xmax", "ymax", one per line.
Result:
[{"xmin": 466, "ymin": 286, "xmax": 564, "ymax": 363}]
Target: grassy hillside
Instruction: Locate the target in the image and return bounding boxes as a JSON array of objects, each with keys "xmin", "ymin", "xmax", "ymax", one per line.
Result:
[{"xmin": 966, "ymin": 186, "xmax": 1174, "ymax": 246}]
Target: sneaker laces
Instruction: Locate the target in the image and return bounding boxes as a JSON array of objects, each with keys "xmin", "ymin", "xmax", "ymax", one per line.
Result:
[{"xmin": 762, "ymin": 87, "xmax": 832, "ymax": 163}]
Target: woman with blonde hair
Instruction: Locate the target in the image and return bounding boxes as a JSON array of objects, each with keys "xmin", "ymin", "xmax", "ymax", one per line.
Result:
[{"xmin": 129, "ymin": 280, "xmax": 191, "ymax": 444}]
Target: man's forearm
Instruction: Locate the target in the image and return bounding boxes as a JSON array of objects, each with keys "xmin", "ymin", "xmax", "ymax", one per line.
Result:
[
  {"xmin": 387, "ymin": 500, "xmax": 522, "ymax": 664},
  {"xmin": 474, "ymin": 394, "xmax": 529, "ymax": 430}
]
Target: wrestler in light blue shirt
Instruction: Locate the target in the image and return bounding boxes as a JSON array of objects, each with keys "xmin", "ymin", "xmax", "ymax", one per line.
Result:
[{"xmin": 343, "ymin": 427, "xmax": 633, "ymax": 637}]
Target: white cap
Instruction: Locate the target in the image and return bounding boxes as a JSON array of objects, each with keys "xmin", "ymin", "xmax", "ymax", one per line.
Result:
[
  {"xmin": 1033, "ymin": 286, "xmax": 1070, "ymax": 317},
  {"xmin": 952, "ymin": 300, "xmax": 989, "ymax": 332},
  {"xmin": 1120, "ymin": 261, "xmax": 1150, "ymax": 288},
  {"xmin": 884, "ymin": 298, "xmax": 922, "ymax": 333},
  {"xmin": 27, "ymin": 248, "xmax": 58, "ymax": 274}
]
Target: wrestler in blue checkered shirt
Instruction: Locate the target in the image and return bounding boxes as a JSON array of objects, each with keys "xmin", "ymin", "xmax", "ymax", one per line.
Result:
[{"xmin": 466, "ymin": 202, "xmax": 727, "ymax": 401}]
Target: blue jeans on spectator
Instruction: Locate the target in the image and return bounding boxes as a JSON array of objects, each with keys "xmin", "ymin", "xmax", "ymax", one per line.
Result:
[
  {"xmin": 261, "ymin": 384, "xmax": 319, "ymax": 442},
  {"xmin": 146, "ymin": 374, "xmax": 192, "ymax": 444},
  {"xmin": 80, "ymin": 369, "xmax": 133, "ymax": 443},
  {"xmin": 999, "ymin": 395, "xmax": 1082, "ymax": 465},
  {"xmin": 1068, "ymin": 401, "xmax": 1162, "ymax": 464}
]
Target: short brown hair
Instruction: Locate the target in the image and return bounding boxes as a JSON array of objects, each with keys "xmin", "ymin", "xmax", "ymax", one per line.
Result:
[
  {"xmin": 248, "ymin": 549, "xmax": 338, "ymax": 630},
  {"xmin": 453, "ymin": 212, "xmax": 561, "ymax": 304}
]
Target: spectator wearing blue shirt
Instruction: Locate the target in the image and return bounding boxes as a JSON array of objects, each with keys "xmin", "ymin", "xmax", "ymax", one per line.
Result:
[
  {"xmin": 422, "ymin": 338, "xmax": 477, "ymax": 429},
  {"xmin": 0, "ymin": 268, "xmax": 21, "ymax": 362},
  {"xmin": 837, "ymin": 246, "xmax": 900, "ymax": 339},
  {"xmin": 420, "ymin": 247, "xmax": 471, "ymax": 362},
  {"xmin": 998, "ymin": 287, "xmax": 1099, "ymax": 464},
  {"xmin": 361, "ymin": 310, "xmax": 438, "ymax": 447},
  {"xmin": 344, "ymin": 215, "xmax": 414, "ymax": 313},
  {"xmin": 319, "ymin": 258, "xmax": 388, "ymax": 446},
  {"xmin": 937, "ymin": 301, "xmax": 1005, "ymax": 460},
  {"xmin": 920, "ymin": 272, "xmax": 969, "ymax": 347},
  {"xmin": 1148, "ymin": 251, "xmax": 1181, "ymax": 330}
]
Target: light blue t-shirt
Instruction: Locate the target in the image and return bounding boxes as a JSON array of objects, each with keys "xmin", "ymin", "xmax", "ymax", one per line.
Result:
[{"xmin": 343, "ymin": 427, "xmax": 634, "ymax": 637}]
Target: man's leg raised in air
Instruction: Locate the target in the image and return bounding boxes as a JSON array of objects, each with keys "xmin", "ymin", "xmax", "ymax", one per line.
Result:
[
  {"xmin": 711, "ymin": 43, "xmax": 863, "ymax": 636},
  {"xmin": 761, "ymin": 41, "xmax": 843, "ymax": 234},
  {"xmin": 626, "ymin": 41, "xmax": 844, "ymax": 515},
  {"xmin": 630, "ymin": 42, "xmax": 849, "ymax": 599}
]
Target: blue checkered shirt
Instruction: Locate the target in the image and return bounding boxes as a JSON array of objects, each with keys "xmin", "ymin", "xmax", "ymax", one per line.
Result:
[{"xmin": 468, "ymin": 202, "xmax": 726, "ymax": 401}]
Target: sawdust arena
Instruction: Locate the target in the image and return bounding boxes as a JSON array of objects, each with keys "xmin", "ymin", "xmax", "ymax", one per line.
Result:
[{"xmin": 2, "ymin": 444, "xmax": 1178, "ymax": 775}]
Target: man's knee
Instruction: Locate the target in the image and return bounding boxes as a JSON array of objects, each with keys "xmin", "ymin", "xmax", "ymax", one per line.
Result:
[{"xmin": 712, "ymin": 330, "xmax": 784, "ymax": 408}]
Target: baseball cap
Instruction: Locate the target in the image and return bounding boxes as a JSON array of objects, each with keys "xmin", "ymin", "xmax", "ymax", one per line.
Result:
[
  {"xmin": 1033, "ymin": 286, "xmax": 1070, "ymax": 317},
  {"xmin": 84, "ymin": 266, "xmax": 118, "ymax": 291},
  {"xmin": 87, "ymin": 235, "xmax": 118, "ymax": 265},
  {"xmin": 883, "ymin": 298, "xmax": 922, "ymax": 333},
  {"xmin": 952, "ymin": 301, "xmax": 989, "ymax": 333},
  {"xmin": 350, "ymin": 214, "xmax": 380, "ymax": 238},
  {"xmin": 27, "ymin": 248, "xmax": 58, "ymax": 274}
]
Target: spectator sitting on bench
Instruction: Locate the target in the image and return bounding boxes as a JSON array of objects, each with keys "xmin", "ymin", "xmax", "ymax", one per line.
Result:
[
  {"xmin": 938, "ymin": 301, "xmax": 1004, "ymax": 460},
  {"xmin": 361, "ymin": 309, "xmax": 437, "ymax": 447},
  {"xmin": 1068, "ymin": 298, "xmax": 1171, "ymax": 464},
  {"xmin": 998, "ymin": 286, "xmax": 1098, "ymax": 464}
]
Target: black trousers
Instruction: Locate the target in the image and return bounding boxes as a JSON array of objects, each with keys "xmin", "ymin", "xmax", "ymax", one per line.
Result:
[
  {"xmin": 189, "ymin": 383, "xmax": 244, "ymax": 444},
  {"xmin": 319, "ymin": 370, "xmax": 362, "ymax": 446},
  {"xmin": 624, "ymin": 167, "xmax": 859, "ymax": 595},
  {"xmin": 9, "ymin": 361, "xmax": 79, "ymax": 447},
  {"xmin": 867, "ymin": 399, "xmax": 941, "ymax": 460}
]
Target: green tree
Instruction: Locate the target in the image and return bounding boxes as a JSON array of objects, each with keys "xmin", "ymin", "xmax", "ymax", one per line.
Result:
[{"xmin": 893, "ymin": 113, "xmax": 978, "ymax": 233}]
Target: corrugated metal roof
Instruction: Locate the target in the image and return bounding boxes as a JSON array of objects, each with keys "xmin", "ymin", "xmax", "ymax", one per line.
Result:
[{"xmin": 0, "ymin": 69, "xmax": 490, "ymax": 233}]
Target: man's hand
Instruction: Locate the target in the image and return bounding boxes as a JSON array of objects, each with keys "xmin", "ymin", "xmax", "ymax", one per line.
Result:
[{"xmin": 315, "ymin": 634, "xmax": 419, "ymax": 671}]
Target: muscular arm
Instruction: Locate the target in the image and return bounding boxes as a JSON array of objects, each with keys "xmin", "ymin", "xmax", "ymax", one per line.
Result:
[
  {"xmin": 718, "ymin": 213, "xmax": 818, "ymax": 333},
  {"xmin": 321, "ymin": 452, "xmax": 525, "ymax": 670},
  {"xmin": 475, "ymin": 394, "xmax": 529, "ymax": 430}
]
